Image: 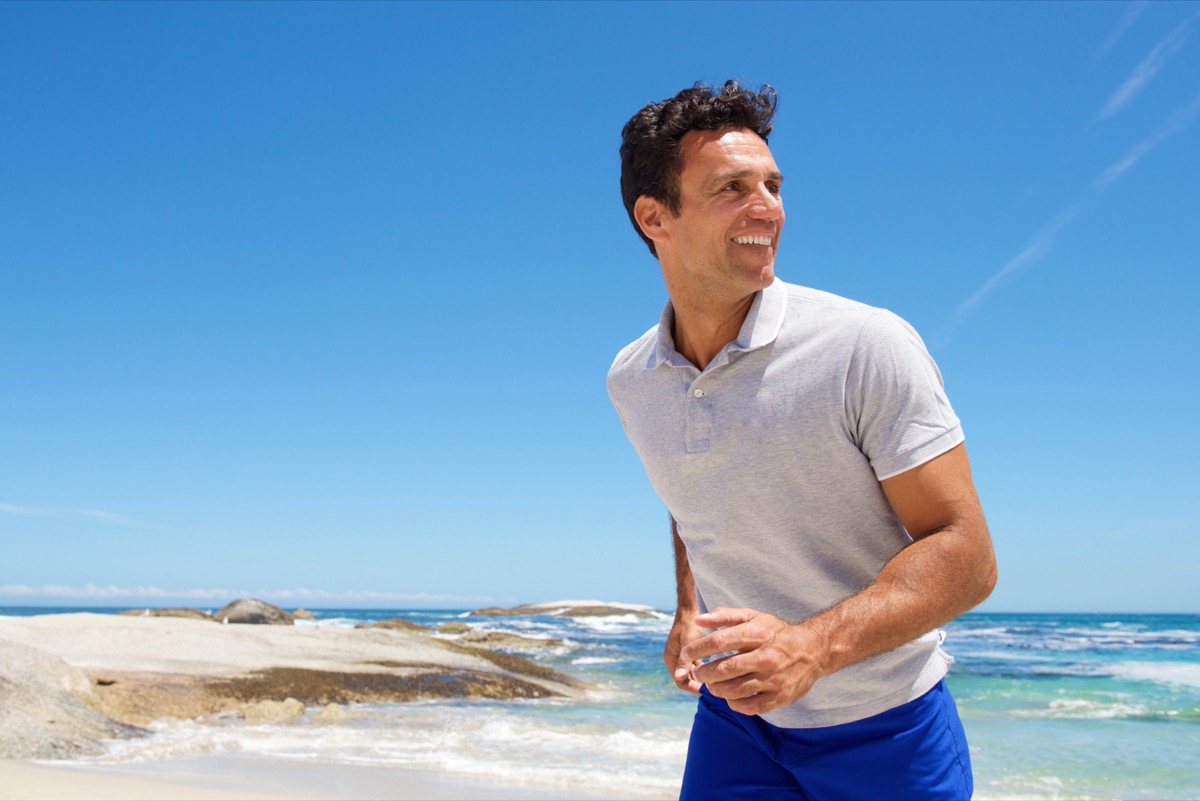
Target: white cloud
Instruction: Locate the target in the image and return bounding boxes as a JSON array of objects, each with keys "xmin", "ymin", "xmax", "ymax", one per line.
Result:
[
  {"xmin": 1093, "ymin": 93, "xmax": 1200, "ymax": 190},
  {"xmin": 940, "ymin": 96, "xmax": 1200, "ymax": 345},
  {"xmin": 939, "ymin": 204, "xmax": 1082, "ymax": 345},
  {"xmin": 1095, "ymin": 0, "xmax": 1150, "ymax": 59},
  {"xmin": 1097, "ymin": 14, "xmax": 1195, "ymax": 121},
  {"xmin": 0, "ymin": 503, "xmax": 53, "ymax": 516},
  {"xmin": 0, "ymin": 583, "xmax": 497, "ymax": 607},
  {"xmin": 0, "ymin": 501, "xmax": 160, "ymax": 530}
]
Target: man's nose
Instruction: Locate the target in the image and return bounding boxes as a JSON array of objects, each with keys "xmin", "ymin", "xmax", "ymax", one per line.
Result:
[{"xmin": 747, "ymin": 185, "xmax": 783, "ymax": 219}]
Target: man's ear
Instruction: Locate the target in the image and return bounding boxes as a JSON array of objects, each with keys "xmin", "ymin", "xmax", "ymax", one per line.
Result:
[{"xmin": 633, "ymin": 195, "xmax": 669, "ymax": 246}]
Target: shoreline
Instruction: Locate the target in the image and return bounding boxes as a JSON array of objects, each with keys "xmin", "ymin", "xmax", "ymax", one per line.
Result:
[{"xmin": 1, "ymin": 754, "xmax": 660, "ymax": 801}]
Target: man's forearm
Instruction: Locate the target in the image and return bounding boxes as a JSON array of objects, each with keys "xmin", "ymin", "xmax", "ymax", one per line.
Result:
[
  {"xmin": 803, "ymin": 516, "xmax": 995, "ymax": 679},
  {"xmin": 665, "ymin": 516, "xmax": 705, "ymax": 694},
  {"xmin": 671, "ymin": 516, "xmax": 698, "ymax": 616}
]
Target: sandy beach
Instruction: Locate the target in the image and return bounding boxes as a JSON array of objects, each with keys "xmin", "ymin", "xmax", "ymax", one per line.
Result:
[
  {"xmin": 0, "ymin": 606, "xmax": 626, "ymax": 801},
  {"xmin": 0, "ymin": 758, "xmax": 310, "ymax": 800},
  {"xmin": 0, "ymin": 755, "xmax": 628, "ymax": 800}
]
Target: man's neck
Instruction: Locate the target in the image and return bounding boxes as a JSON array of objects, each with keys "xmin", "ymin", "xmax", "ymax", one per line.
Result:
[{"xmin": 669, "ymin": 292, "xmax": 756, "ymax": 370}]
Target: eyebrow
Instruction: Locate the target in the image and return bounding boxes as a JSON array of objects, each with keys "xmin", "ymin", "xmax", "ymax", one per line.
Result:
[{"xmin": 708, "ymin": 169, "xmax": 784, "ymax": 188}]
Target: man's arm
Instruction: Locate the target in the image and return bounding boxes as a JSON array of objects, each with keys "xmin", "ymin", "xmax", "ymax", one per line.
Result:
[
  {"xmin": 681, "ymin": 442, "xmax": 996, "ymax": 715},
  {"xmin": 663, "ymin": 516, "xmax": 705, "ymax": 694}
]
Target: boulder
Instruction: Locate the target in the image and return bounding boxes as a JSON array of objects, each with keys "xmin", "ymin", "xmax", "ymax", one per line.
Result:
[
  {"xmin": 118, "ymin": 607, "xmax": 212, "ymax": 621},
  {"xmin": 316, "ymin": 702, "xmax": 352, "ymax": 721},
  {"xmin": 471, "ymin": 601, "xmax": 661, "ymax": 619},
  {"xmin": 0, "ymin": 639, "xmax": 136, "ymax": 759},
  {"xmin": 438, "ymin": 622, "xmax": 471, "ymax": 635},
  {"xmin": 241, "ymin": 697, "xmax": 304, "ymax": 723},
  {"xmin": 454, "ymin": 631, "xmax": 567, "ymax": 650},
  {"xmin": 292, "ymin": 608, "xmax": 316, "ymax": 620},
  {"xmin": 356, "ymin": 617, "xmax": 430, "ymax": 634},
  {"xmin": 214, "ymin": 598, "xmax": 294, "ymax": 626}
]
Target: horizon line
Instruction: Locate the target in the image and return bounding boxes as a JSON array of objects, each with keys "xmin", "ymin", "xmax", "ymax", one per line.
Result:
[{"xmin": 0, "ymin": 602, "xmax": 1194, "ymax": 616}]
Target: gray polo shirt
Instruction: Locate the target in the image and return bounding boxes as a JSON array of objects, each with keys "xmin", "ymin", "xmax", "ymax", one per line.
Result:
[{"xmin": 607, "ymin": 278, "xmax": 964, "ymax": 728}]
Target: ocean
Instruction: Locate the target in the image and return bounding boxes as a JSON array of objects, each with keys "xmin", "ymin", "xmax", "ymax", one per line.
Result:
[{"xmin": 3, "ymin": 607, "xmax": 1197, "ymax": 800}]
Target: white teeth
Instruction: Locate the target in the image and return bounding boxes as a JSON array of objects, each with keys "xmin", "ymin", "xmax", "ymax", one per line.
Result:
[{"xmin": 733, "ymin": 236, "xmax": 773, "ymax": 246}]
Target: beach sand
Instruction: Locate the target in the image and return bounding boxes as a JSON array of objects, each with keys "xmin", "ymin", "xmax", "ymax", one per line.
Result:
[
  {"xmin": 0, "ymin": 757, "xmax": 309, "ymax": 800},
  {"xmin": 1, "ymin": 755, "xmax": 628, "ymax": 800}
]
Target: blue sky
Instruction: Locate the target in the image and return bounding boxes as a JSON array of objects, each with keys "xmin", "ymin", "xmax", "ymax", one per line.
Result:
[{"xmin": 2, "ymin": 1, "xmax": 1197, "ymax": 613}]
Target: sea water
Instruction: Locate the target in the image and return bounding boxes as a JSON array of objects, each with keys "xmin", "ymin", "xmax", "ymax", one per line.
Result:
[
  {"xmin": 949, "ymin": 613, "xmax": 1200, "ymax": 800},
  {"xmin": 4, "ymin": 607, "xmax": 1197, "ymax": 799}
]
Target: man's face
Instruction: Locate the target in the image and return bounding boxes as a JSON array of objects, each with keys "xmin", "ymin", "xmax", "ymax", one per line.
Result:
[{"xmin": 654, "ymin": 128, "xmax": 784, "ymax": 303}]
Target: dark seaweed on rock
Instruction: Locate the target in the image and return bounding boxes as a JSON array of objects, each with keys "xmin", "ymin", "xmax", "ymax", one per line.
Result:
[
  {"xmin": 205, "ymin": 666, "xmax": 562, "ymax": 704},
  {"xmin": 431, "ymin": 638, "xmax": 586, "ymax": 689},
  {"xmin": 355, "ymin": 617, "xmax": 431, "ymax": 633}
]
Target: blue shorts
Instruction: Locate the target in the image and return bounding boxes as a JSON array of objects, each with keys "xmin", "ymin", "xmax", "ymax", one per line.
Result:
[{"xmin": 680, "ymin": 680, "xmax": 973, "ymax": 801}]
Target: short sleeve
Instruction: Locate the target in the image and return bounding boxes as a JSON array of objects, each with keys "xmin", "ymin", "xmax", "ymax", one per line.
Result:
[{"xmin": 844, "ymin": 311, "xmax": 963, "ymax": 480}]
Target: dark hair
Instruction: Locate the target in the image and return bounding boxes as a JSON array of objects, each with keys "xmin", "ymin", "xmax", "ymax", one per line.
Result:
[{"xmin": 619, "ymin": 80, "xmax": 778, "ymax": 255}]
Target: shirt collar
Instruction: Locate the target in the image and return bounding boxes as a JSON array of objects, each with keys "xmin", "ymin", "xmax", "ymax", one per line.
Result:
[{"xmin": 650, "ymin": 278, "xmax": 788, "ymax": 369}]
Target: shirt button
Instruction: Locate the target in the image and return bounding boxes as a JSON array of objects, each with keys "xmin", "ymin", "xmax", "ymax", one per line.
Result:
[{"xmin": 693, "ymin": 388, "xmax": 705, "ymax": 398}]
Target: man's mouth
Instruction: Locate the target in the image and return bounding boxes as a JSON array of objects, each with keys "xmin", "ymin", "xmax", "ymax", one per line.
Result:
[{"xmin": 732, "ymin": 235, "xmax": 773, "ymax": 246}]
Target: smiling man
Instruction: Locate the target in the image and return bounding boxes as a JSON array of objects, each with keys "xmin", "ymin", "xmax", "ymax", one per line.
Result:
[{"xmin": 608, "ymin": 82, "xmax": 996, "ymax": 800}]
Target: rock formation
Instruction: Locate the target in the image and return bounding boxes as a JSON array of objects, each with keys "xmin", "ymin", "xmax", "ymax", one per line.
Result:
[
  {"xmin": 454, "ymin": 631, "xmax": 567, "ymax": 650},
  {"xmin": 214, "ymin": 598, "xmax": 294, "ymax": 625},
  {"xmin": 0, "ymin": 611, "xmax": 591, "ymax": 755},
  {"xmin": 355, "ymin": 617, "xmax": 430, "ymax": 633},
  {"xmin": 471, "ymin": 600, "xmax": 662, "ymax": 619},
  {"xmin": 118, "ymin": 607, "xmax": 213, "ymax": 620},
  {"xmin": 0, "ymin": 639, "xmax": 137, "ymax": 759}
]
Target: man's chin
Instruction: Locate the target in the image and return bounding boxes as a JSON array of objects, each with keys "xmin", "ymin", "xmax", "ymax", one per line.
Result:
[{"xmin": 744, "ymin": 262, "xmax": 775, "ymax": 288}]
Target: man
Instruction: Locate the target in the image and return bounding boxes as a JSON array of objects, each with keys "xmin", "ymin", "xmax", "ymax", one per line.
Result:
[{"xmin": 607, "ymin": 81, "xmax": 996, "ymax": 800}]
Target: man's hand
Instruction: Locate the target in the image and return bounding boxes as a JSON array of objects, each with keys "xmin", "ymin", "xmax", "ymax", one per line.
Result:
[
  {"xmin": 680, "ymin": 607, "xmax": 826, "ymax": 715},
  {"xmin": 663, "ymin": 610, "xmax": 707, "ymax": 695}
]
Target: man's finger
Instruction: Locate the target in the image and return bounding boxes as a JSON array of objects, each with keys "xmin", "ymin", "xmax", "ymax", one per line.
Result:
[
  {"xmin": 673, "ymin": 662, "xmax": 702, "ymax": 694},
  {"xmin": 679, "ymin": 616, "xmax": 756, "ymax": 665},
  {"xmin": 693, "ymin": 607, "xmax": 756, "ymax": 630},
  {"xmin": 691, "ymin": 649, "xmax": 756, "ymax": 687}
]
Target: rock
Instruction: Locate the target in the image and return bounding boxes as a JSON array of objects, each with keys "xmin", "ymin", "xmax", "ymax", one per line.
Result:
[
  {"xmin": 206, "ymin": 665, "xmax": 576, "ymax": 705},
  {"xmin": 0, "ymin": 612, "xmax": 592, "ymax": 727},
  {"xmin": 0, "ymin": 639, "xmax": 137, "ymax": 759},
  {"xmin": 355, "ymin": 617, "xmax": 430, "ymax": 634},
  {"xmin": 455, "ymin": 631, "xmax": 567, "ymax": 650},
  {"xmin": 471, "ymin": 601, "xmax": 662, "ymax": 619},
  {"xmin": 470, "ymin": 606, "xmax": 520, "ymax": 616},
  {"xmin": 292, "ymin": 608, "xmax": 316, "ymax": 620},
  {"xmin": 214, "ymin": 598, "xmax": 294, "ymax": 626},
  {"xmin": 242, "ymin": 697, "xmax": 304, "ymax": 723},
  {"xmin": 431, "ymin": 640, "xmax": 586, "ymax": 690},
  {"xmin": 118, "ymin": 607, "xmax": 213, "ymax": 621},
  {"xmin": 551, "ymin": 604, "xmax": 659, "ymax": 618},
  {"xmin": 87, "ymin": 671, "xmax": 233, "ymax": 726},
  {"xmin": 438, "ymin": 622, "xmax": 471, "ymax": 634},
  {"xmin": 316, "ymin": 702, "xmax": 352, "ymax": 721}
]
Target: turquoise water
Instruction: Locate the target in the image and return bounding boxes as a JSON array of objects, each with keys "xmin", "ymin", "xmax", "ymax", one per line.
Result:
[
  {"xmin": 3, "ymin": 607, "xmax": 1197, "ymax": 799},
  {"xmin": 944, "ymin": 613, "xmax": 1200, "ymax": 799}
]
